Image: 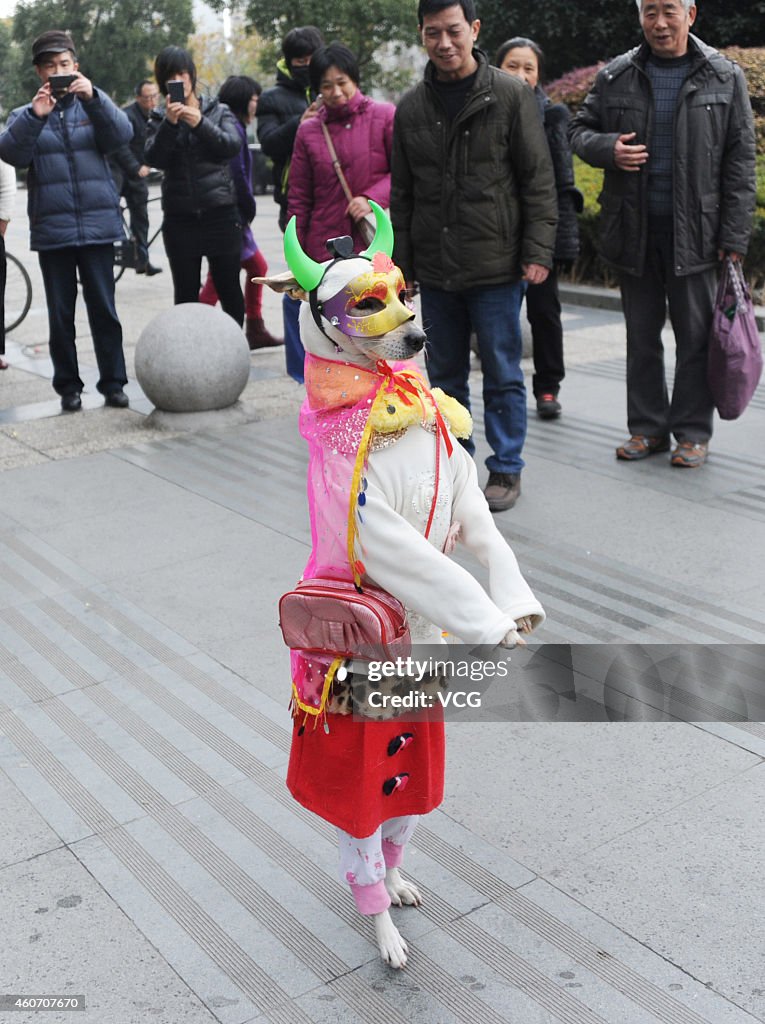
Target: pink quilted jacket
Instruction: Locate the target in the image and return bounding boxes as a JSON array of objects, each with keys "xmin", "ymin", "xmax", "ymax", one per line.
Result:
[{"xmin": 287, "ymin": 90, "xmax": 395, "ymax": 262}]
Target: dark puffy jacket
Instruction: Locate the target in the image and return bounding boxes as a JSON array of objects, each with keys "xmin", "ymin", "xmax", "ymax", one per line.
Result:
[
  {"xmin": 256, "ymin": 61, "xmax": 311, "ymax": 213},
  {"xmin": 390, "ymin": 50, "xmax": 557, "ymax": 290},
  {"xmin": 569, "ymin": 35, "xmax": 756, "ymax": 277},
  {"xmin": 145, "ymin": 98, "xmax": 240, "ymax": 217},
  {"xmin": 0, "ymin": 89, "xmax": 131, "ymax": 251},
  {"xmin": 539, "ymin": 93, "xmax": 582, "ymax": 264}
]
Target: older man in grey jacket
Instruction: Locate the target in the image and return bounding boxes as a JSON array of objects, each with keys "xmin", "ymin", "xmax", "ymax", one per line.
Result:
[{"xmin": 569, "ymin": 0, "xmax": 756, "ymax": 468}]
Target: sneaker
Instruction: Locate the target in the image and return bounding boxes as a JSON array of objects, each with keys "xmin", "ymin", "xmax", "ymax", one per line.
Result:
[
  {"xmin": 484, "ymin": 472, "xmax": 521, "ymax": 512},
  {"xmin": 615, "ymin": 435, "xmax": 670, "ymax": 461},
  {"xmin": 670, "ymin": 441, "xmax": 708, "ymax": 468},
  {"xmin": 60, "ymin": 391, "xmax": 82, "ymax": 412},
  {"xmin": 536, "ymin": 393, "xmax": 561, "ymax": 419},
  {"xmin": 104, "ymin": 389, "xmax": 129, "ymax": 409}
]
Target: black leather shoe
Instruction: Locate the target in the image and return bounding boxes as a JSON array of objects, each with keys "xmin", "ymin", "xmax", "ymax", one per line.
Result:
[
  {"xmin": 104, "ymin": 390, "xmax": 129, "ymax": 408},
  {"xmin": 145, "ymin": 263, "xmax": 163, "ymax": 276},
  {"xmin": 61, "ymin": 392, "xmax": 82, "ymax": 412}
]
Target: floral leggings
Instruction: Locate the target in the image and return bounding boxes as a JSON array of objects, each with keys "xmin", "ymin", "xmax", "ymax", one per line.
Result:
[{"xmin": 337, "ymin": 814, "xmax": 419, "ymax": 915}]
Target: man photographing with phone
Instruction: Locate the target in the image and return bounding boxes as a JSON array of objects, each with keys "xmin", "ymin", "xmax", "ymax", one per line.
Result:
[{"xmin": 0, "ymin": 29, "xmax": 132, "ymax": 412}]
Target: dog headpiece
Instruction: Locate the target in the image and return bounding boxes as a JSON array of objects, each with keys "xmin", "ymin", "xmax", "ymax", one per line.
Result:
[{"xmin": 284, "ymin": 201, "xmax": 415, "ymax": 343}]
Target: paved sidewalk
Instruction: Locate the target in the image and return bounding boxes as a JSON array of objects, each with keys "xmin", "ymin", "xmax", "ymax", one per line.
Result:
[{"xmin": 1, "ymin": 196, "xmax": 764, "ymax": 1024}]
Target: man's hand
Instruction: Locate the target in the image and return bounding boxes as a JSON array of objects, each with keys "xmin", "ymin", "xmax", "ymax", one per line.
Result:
[
  {"xmin": 68, "ymin": 72, "xmax": 93, "ymax": 102},
  {"xmin": 179, "ymin": 105, "xmax": 202, "ymax": 128},
  {"xmin": 346, "ymin": 196, "xmax": 372, "ymax": 222},
  {"xmin": 718, "ymin": 250, "xmax": 742, "ymax": 262},
  {"xmin": 614, "ymin": 132, "xmax": 649, "ymax": 172},
  {"xmin": 32, "ymin": 83, "xmax": 56, "ymax": 120},
  {"xmin": 405, "ymin": 281, "xmax": 419, "ymax": 301},
  {"xmin": 138, "ymin": 165, "xmax": 151, "ymax": 178},
  {"xmin": 522, "ymin": 263, "xmax": 549, "ymax": 285},
  {"xmin": 300, "ymin": 100, "xmax": 322, "ymax": 123}
]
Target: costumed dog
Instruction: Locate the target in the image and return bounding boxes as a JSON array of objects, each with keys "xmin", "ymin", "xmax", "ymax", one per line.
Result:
[{"xmin": 262, "ymin": 203, "xmax": 545, "ymax": 969}]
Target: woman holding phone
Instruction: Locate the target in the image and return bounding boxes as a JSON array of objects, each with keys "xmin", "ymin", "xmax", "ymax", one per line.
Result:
[{"xmin": 145, "ymin": 46, "xmax": 244, "ymax": 325}]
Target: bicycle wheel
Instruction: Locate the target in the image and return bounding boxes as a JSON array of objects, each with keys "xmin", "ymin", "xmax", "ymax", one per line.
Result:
[{"xmin": 4, "ymin": 252, "xmax": 33, "ymax": 334}]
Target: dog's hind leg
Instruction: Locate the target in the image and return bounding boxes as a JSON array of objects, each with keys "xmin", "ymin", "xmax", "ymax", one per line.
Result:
[
  {"xmin": 381, "ymin": 815, "xmax": 422, "ymax": 907},
  {"xmin": 384, "ymin": 866, "xmax": 422, "ymax": 907},
  {"xmin": 374, "ymin": 910, "xmax": 409, "ymax": 969}
]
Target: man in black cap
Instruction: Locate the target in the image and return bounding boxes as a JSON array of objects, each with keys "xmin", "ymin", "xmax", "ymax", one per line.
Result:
[
  {"xmin": 256, "ymin": 24, "xmax": 324, "ymax": 384},
  {"xmin": 0, "ymin": 30, "xmax": 133, "ymax": 411}
]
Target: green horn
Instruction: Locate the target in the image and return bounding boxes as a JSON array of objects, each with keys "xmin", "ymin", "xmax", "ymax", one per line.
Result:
[
  {"xmin": 284, "ymin": 216, "xmax": 325, "ymax": 292},
  {"xmin": 361, "ymin": 200, "xmax": 394, "ymax": 259}
]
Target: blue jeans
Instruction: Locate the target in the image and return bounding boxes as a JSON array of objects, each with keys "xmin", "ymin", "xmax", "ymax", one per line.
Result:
[
  {"xmin": 283, "ymin": 292, "xmax": 305, "ymax": 384},
  {"xmin": 420, "ymin": 282, "xmax": 526, "ymax": 474}
]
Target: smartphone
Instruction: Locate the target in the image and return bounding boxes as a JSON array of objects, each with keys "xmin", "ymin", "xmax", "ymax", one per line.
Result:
[
  {"xmin": 49, "ymin": 73, "xmax": 77, "ymax": 97},
  {"xmin": 167, "ymin": 80, "xmax": 185, "ymax": 104}
]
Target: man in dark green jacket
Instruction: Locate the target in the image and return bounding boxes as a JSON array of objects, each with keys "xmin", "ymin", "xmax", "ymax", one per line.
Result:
[
  {"xmin": 390, "ymin": 0, "xmax": 557, "ymax": 512},
  {"xmin": 569, "ymin": 0, "xmax": 756, "ymax": 469}
]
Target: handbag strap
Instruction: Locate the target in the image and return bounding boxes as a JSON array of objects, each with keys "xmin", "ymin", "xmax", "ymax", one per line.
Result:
[
  {"xmin": 321, "ymin": 122, "xmax": 354, "ymax": 203},
  {"xmin": 726, "ymin": 256, "xmax": 749, "ymax": 309}
]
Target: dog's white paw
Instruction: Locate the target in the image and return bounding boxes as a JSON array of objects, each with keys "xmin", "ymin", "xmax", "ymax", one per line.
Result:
[
  {"xmin": 385, "ymin": 867, "xmax": 422, "ymax": 907},
  {"xmin": 374, "ymin": 909, "xmax": 409, "ymax": 969}
]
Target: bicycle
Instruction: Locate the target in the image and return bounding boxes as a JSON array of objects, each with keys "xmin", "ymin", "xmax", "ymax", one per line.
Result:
[
  {"xmin": 113, "ymin": 194, "xmax": 163, "ymax": 283},
  {"xmin": 4, "ymin": 251, "xmax": 33, "ymax": 334}
]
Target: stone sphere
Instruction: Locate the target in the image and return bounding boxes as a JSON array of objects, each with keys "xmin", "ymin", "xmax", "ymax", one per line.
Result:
[{"xmin": 135, "ymin": 303, "xmax": 250, "ymax": 412}]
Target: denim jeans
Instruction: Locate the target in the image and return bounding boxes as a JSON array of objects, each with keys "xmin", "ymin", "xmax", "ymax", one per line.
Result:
[
  {"xmin": 283, "ymin": 292, "xmax": 305, "ymax": 384},
  {"xmin": 38, "ymin": 244, "xmax": 127, "ymax": 397},
  {"xmin": 420, "ymin": 282, "xmax": 526, "ymax": 474}
]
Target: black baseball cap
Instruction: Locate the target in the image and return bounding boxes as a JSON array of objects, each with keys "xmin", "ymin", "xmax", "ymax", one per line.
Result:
[{"xmin": 32, "ymin": 30, "xmax": 77, "ymax": 64}]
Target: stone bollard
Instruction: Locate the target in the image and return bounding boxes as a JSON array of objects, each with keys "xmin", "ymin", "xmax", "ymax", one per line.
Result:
[{"xmin": 135, "ymin": 304, "xmax": 251, "ymax": 428}]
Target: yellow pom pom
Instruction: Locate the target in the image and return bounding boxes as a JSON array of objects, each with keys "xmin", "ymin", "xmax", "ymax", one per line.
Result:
[{"xmin": 432, "ymin": 389, "xmax": 473, "ymax": 439}]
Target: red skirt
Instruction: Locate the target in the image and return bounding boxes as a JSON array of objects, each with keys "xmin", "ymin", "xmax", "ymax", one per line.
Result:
[{"xmin": 287, "ymin": 709, "xmax": 445, "ymax": 838}]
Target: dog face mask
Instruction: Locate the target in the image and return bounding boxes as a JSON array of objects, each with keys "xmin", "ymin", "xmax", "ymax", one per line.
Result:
[{"xmin": 319, "ymin": 254, "xmax": 413, "ymax": 339}]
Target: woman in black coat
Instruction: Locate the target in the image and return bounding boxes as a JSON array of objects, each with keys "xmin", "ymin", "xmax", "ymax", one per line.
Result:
[
  {"xmin": 146, "ymin": 46, "xmax": 244, "ymax": 325},
  {"xmin": 496, "ymin": 38, "xmax": 583, "ymax": 419}
]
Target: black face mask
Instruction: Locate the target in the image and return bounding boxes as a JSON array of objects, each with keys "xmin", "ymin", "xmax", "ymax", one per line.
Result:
[{"xmin": 290, "ymin": 65, "xmax": 311, "ymax": 90}]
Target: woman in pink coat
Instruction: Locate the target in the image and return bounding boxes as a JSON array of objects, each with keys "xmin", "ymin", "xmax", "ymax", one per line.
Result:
[{"xmin": 288, "ymin": 43, "xmax": 395, "ymax": 263}]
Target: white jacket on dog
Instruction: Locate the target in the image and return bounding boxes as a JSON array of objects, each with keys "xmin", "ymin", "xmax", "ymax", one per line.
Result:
[{"xmin": 294, "ymin": 257, "xmax": 545, "ymax": 648}]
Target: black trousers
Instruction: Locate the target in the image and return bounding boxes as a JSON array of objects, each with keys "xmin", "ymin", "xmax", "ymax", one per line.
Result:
[
  {"xmin": 162, "ymin": 206, "xmax": 244, "ymax": 326},
  {"xmin": 619, "ymin": 224, "xmax": 717, "ymax": 443},
  {"xmin": 38, "ymin": 244, "xmax": 127, "ymax": 397},
  {"xmin": 122, "ymin": 178, "xmax": 150, "ymax": 266},
  {"xmin": 526, "ymin": 268, "xmax": 565, "ymax": 397}
]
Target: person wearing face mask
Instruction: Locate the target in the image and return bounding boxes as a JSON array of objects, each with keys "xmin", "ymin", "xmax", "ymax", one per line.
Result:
[
  {"xmin": 287, "ymin": 43, "xmax": 395, "ymax": 268},
  {"xmin": 257, "ymin": 25, "xmax": 325, "ymax": 382},
  {"xmin": 496, "ymin": 37, "xmax": 582, "ymax": 421}
]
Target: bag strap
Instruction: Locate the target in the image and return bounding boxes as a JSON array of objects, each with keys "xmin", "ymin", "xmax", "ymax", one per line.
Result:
[
  {"xmin": 321, "ymin": 122, "xmax": 354, "ymax": 203},
  {"xmin": 726, "ymin": 256, "xmax": 750, "ymax": 309}
]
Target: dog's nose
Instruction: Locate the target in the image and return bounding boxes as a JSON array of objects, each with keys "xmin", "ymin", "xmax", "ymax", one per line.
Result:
[{"xmin": 405, "ymin": 328, "xmax": 426, "ymax": 354}]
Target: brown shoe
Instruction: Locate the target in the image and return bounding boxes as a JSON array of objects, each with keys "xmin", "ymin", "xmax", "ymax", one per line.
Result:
[
  {"xmin": 484, "ymin": 472, "xmax": 521, "ymax": 512},
  {"xmin": 246, "ymin": 317, "xmax": 284, "ymax": 350},
  {"xmin": 670, "ymin": 441, "xmax": 708, "ymax": 468},
  {"xmin": 615, "ymin": 435, "xmax": 670, "ymax": 461}
]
